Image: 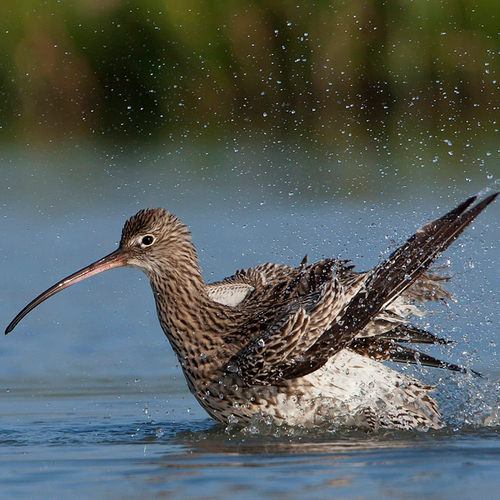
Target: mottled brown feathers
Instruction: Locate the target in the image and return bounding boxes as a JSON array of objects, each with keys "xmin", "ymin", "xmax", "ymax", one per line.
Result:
[
  {"xmin": 121, "ymin": 208, "xmax": 192, "ymax": 246},
  {"xmin": 118, "ymin": 196, "xmax": 497, "ymax": 392},
  {"xmin": 7, "ymin": 194, "xmax": 497, "ymax": 431}
]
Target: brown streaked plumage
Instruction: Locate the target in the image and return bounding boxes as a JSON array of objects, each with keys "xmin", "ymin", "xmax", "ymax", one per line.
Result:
[{"xmin": 5, "ymin": 193, "xmax": 498, "ymax": 431}]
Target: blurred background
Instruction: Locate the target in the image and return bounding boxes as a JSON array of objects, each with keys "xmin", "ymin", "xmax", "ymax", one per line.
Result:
[
  {"xmin": 1, "ymin": 1, "xmax": 499, "ymax": 381},
  {"xmin": 1, "ymin": 0, "xmax": 499, "ymax": 175}
]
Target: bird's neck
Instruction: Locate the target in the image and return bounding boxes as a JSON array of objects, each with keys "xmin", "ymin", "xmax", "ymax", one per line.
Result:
[{"xmin": 147, "ymin": 249, "xmax": 234, "ymax": 365}]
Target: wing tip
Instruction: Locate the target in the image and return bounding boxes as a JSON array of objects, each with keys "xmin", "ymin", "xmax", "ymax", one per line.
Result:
[{"xmin": 472, "ymin": 191, "xmax": 499, "ymax": 212}]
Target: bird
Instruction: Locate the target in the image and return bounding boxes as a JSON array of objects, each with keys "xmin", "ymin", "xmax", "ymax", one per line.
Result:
[{"xmin": 5, "ymin": 193, "xmax": 498, "ymax": 431}]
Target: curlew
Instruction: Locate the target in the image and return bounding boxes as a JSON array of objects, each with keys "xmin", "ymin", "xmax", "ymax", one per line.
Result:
[{"xmin": 6, "ymin": 193, "xmax": 498, "ymax": 430}]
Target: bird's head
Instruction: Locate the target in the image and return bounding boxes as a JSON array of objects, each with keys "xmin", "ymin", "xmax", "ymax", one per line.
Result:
[
  {"xmin": 118, "ymin": 208, "xmax": 195, "ymax": 276},
  {"xmin": 5, "ymin": 208, "xmax": 196, "ymax": 334}
]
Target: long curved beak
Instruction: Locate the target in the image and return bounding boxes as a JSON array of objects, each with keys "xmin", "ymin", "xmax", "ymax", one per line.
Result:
[{"xmin": 5, "ymin": 248, "xmax": 128, "ymax": 335}]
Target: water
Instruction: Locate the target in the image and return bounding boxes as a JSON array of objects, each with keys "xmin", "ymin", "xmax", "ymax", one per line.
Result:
[
  {"xmin": 1, "ymin": 143, "xmax": 500, "ymax": 498},
  {"xmin": 4, "ymin": 387, "xmax": 500, "ymax": 499}
]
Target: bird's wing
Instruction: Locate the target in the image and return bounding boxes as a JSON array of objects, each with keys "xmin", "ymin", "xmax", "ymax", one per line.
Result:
[
  {"xmin": 279, "ymin": 193, "xmax": 498, "ymax": 380},
  {"xmin": 226, "ymin": 278, "xmax": 345, "ymax": 385},
  {"xmin": 362, "ymin": 323, "xmax": 452, "ymax": 345},
  {"xmin": 207, "ymin": 282, "xmax": 255, "ymax": 307},
  {"xmin": 350, "ymin": 338, "xmax": 481, "ymax": 376},
  {"xmin": 353, "ymin": 270, "xmax": 451, "ymax": 340},
  {"xmin": 207, "ymin": 262, "xmax": 298, "ymax": 308},
  {"xmin": 228, "ymin": 193, "xmax": 497, "ymax": 385},
  {"xmin": 208, "ymin": 257, "xmax": 342, "ymax": 308}
]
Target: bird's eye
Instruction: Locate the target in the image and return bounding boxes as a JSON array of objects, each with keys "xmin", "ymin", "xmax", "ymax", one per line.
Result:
[{"xmin": 141, "ymin": 235, "xmax": 155, "ymax": 247}]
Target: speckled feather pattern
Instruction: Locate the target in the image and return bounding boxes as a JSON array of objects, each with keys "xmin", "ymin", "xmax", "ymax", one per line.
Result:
[
  {"xmin": 7, "ymin": 194, "xmax": 497, "ymax": 431},
  {"xmin": 108, "ymin": 195, "xmax": 497, "ymax": 431}
]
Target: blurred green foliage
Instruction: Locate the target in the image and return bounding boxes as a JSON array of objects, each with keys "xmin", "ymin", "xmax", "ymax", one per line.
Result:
[{"xmin": 0, "ymin": 0, "xmax": 499, "ymax": 144}]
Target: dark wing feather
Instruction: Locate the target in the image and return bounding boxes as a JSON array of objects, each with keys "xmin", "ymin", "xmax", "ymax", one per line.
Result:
[
  {"xmin": 376, "ymin": 323, "xmax": 453, "ymax": 345},
  {"xmin": 351, "ymin": 338, "xmax": 481, "ymax": 377},
  {"xmin": 278, "ymin": 193, "xmax": 498, "ymax": 380}
]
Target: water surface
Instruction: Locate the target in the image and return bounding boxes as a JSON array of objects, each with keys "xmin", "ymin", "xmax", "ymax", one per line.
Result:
[{"xmin": 1, "ymin": 144, "xmax": 500, "ymax": 498}]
